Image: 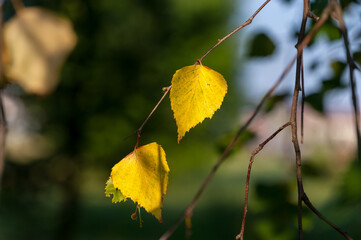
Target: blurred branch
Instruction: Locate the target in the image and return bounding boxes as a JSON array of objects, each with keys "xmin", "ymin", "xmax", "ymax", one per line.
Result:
[
  {"xmin": 333, "ymin": 2, "xmax": 361, "ymax": 163},
  {"xmin": 293, "ymin": 1, "xmax": 354, "ymax": 239},
  {"xmin": 237, "ymin": 122, "xmax": 291, "ymax": 240}
]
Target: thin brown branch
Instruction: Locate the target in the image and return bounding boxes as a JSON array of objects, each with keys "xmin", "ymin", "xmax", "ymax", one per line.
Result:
[
  {"xmin": 296, "ymin": 3, "xmax": 335, "ymax": 53},
  {"xmin": 126, "ymin": 86, "xmax": 171, "ymax": 148},
  {"xmin": 301, "ymin": 59, "xmax": 305, "ymax": 144},
  {"xmin": 197, "ymin": 0, "xmax": 271, "ymax": 63},
  {"xmin": 292, "ymin": 2, "xmax": 353, "ymax": 240},
  {"xmin": 236, "ymin": 122, "xmax": 291, "ymax": 240},
  {"xmin": 302, "ymin": 193, "xmax": 353, "ymax": 240},
  {"xmin": 0, "ymin": 91, "xmax": 6, "ymax": 190},
  {"xmin": 292, "ymin": 0, "xmax": 311, "ymax": 238},
  {"xmin": 138, "ymin": 86, "xmax": 171, "ymax": 133},
  {"xmin": 307, "ymin": 11, "xmax": 319, "ymax": 21},
  {"xmin": 159, "ymin": 55, "xmax": 296, "ymax": 240},
  {"xmin": 332, "ymin": 2, "xmax": 361, "ymax": 162}
]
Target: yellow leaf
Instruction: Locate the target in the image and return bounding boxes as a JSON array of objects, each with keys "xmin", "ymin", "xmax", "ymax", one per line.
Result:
[
  {"xmin": 2, "ymin": 7, "xmax": 77, "ymax": 95},
  {"xmin": 111, "ymin": 142, "xmax": 170, "ymax": 222},
  {"xmin": 170, "ymin": 64, "xmax": 227, "ymax": 142}
]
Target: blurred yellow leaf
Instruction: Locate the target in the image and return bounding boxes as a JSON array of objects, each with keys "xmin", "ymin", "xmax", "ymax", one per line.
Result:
[
  {"xmin": 170, "ymin": 64, "xmax": 227, "ymax": 142},
  {"xmin": 111, "ymin": 142, "xmax": 169, "ymax": 222},
  {"xmin": 3, "ymin": 7, "xmax": 77, "ymax": 95}
]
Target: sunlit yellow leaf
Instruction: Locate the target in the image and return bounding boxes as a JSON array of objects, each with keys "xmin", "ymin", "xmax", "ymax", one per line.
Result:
[
  {"xmin": 2, "ymin": 7, "xmax": 77, "ymax": 95},
  {"xmin": 111, "ymin": 142, "xmax": 170, "ymax": 222},
  {"xmin": 170, "ymin": 64, "xmax": 227, "ymax": 142}
]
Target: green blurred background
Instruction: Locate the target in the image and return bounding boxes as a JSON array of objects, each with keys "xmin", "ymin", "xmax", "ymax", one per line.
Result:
[{"xmin": 1, "ymin": 0, "xmax": 361, "ymax": 239}]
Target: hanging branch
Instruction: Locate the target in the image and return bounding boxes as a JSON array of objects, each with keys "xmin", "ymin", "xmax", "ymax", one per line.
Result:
[
  {"xmin": 332, "ymin": 2, "xmax": 361, "ymax": 162},
  {"xmin": 236, "ymin": 122, "xmax": 291, "ymax": 240},
  {"xmin": 292, "ymin": 1, "xmax": 353, "ymax": 239},
  {"xmin": 300, "ymin": 58, "xmax": 305, "ymax": 143},
  {"xmin": 292, "ymin": 0, "xmax": 311, "ymax": 236},
  {"xmin": 235, "ymin": 2, "xmax": 354, "ymax": 240}
]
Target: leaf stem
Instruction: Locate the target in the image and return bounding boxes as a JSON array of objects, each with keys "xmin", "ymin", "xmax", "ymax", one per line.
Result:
[{"xmin": 126, "ymin": 86, "xmax": 171, "ymax": 148}]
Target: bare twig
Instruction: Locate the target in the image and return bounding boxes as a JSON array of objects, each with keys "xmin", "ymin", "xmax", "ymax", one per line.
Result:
[
  {"xmin": 301, "ymin": 58, "xmax": 305, "ymax": 144},
  {"xmin": 292, "ymin": 1, "xmax": 353, "ymax": 239},
  {"xmin": 236, "ymin": 122, "xmax": 291, "ymax": 240},
  {"xmin": 332, "ymin": 2, "xmax": 361, "ymax": 162},
  {"xmin": 197, "ymin": 0, "xmax": 271, "ymax": 63},
  {"xmin": 159, "ymin": 56, "xmax": 296, "ymax": 240},
  {"xmin": 292, "ymin": 1, "xmax": 312, "ymax": 238}
]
